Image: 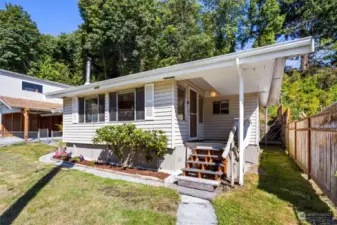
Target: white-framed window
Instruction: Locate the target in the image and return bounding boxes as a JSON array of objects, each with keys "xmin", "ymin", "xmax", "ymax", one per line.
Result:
[
  {"xmin": 178, "ymin": 86, "xmax": 185, "ymax": 120},
  {"xmin": 213, "ymin": 100, "xmax": 229, "ymax": 114},
  {"xmin": 79, "ymin": 95, "xmax": 105, "ymax": 123},
  {"xmin": 109, "ymin": 87, "xmax": 145, "ymax": 122}
]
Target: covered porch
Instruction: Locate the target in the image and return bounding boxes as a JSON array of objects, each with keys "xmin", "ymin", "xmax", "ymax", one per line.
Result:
[
  {"xmin": 0, "ymin": 96, "xmax": 63, "ymax": 141},
  {"xmin": 171, "ymin": 37, "xmax": 314, "ymax": 186}
]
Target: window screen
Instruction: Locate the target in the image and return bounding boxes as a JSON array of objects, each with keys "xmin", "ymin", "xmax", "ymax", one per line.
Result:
[
  {"xmin": 213, "ymin": 100, "xmax": 229, "ymax": 114},
  {"xmin": 85, "ymin": 98, "xmax": 98, "ymax": 122},
  {"xmin": 199, "ymin": 96, "xmax": 204, "ymax": 123},
  {"xmin": 79, "ymin": 97, "xmax": 84, "ymax": 123}
]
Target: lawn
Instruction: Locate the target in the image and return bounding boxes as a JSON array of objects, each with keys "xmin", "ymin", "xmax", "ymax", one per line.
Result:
[
  {"xmin": 213, "ymin": 146, "xmax": 336, "ymax": 225},
  {"xmin": 0, "ymin": 143, "xmax": 180, "ymax": 225}
]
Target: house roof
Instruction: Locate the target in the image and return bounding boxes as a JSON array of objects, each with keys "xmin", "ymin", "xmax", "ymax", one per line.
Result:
[
  {"xmin": 46, "ymin": 37, "xmax": 314, "ymax": 107},
  {"xmin": 0, "ymin": 96, "xmax": 62, "ymax": 112},
  {"xmin": 0, "ymin": 69, "xmax": 72, "ymax": 88}
]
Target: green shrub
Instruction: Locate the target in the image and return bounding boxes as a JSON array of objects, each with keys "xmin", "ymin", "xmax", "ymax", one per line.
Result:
[
  {"xmin": 93, "ymin": 124, "xmax": 168, "ymax": 167},
  {"xmin": 72, "ymin": 156, "xmax": 81, "ymax": 163}
]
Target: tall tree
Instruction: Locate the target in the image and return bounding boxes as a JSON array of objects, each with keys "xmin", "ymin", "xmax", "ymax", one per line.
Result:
[
  {"xmin": 158, "ymin": 0, "xmax": 214, "ymax": 67},
  {"xmin": 0, "ymin": 4, "xmax": 41, "ymax": 73},
  {"xmin": 279, "ymin": 0, "xmax": 337, "ymax": 69},
  {"xmin": 79, "ymin": 0, "xmax": 162, "ymax": 80},
  {"xmin": 244, "ymin": 0, "xmax": 285, "ymax": 47},
  {"xmin": 201, "ymin": 0, "xmax": 245, "ymax": 55}
]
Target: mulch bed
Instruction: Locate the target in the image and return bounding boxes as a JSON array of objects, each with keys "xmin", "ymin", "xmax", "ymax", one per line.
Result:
[{"xmin": 53, "ymin": 156, "xmax": 170, "ymax": 180}]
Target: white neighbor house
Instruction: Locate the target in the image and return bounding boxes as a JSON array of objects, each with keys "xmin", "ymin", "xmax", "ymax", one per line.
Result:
[
  {"xmin": 46, "ymin": 37, "xmax": 314, "ymax": 184},
  {"xmin": 0, "ymin": 69, "xmax": 70, "ymax": 138}
]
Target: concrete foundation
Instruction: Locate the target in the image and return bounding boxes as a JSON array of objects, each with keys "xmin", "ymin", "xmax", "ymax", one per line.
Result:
[{"xmin": 66, "ymin": 143, "xmax": 187, "ymax": 172}]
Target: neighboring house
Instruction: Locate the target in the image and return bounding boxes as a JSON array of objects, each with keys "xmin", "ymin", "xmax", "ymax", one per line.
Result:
[
  {"xmin": 46, "ymin": 37, "xmax": 314, "ymax": 184},
  {"xmin": 0, "ymin": 69, "xmax": 70, "ymax": 139}
]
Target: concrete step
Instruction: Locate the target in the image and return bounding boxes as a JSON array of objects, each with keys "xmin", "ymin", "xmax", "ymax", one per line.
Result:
[
  {"xmin": 177, "ymin": 176, "xmax": 221, "ymax": 192},
  {"xmin": 182, "ymin": 168, "xmax": 223, "ymax": 176},
  {"xmin": 195, "ymin": 147, "xmax": 223, "ymax": 152},
  {"xmin": 186, "ymin": 160, "xmax": 223, "ymax": 166},
  {"xmin": 190, "ymin": 154, "xmax": 222, "ymax": 159}
]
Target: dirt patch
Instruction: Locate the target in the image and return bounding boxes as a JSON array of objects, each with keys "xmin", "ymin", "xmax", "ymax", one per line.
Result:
[{"xmin": 53, "ymin": 157, "xmax": 170, "ymax": 180}]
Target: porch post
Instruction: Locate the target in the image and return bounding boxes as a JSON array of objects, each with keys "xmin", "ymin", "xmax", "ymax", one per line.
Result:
[
  {"xmin": 265, "ymin": 107, "xmax": 268, "ymax": 146},
  {"xmin": 236, "ymin": 58, "xmax": 244, "ymax": 186},
  {"xmin": 23, "ymin": 108, "xmax": 29, "ymax": 143}
]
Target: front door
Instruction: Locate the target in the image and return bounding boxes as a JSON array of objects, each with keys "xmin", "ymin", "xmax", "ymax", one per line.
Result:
[{"xmin": 189, "ymin": 89, "xmax": 197, "ymax": 139}]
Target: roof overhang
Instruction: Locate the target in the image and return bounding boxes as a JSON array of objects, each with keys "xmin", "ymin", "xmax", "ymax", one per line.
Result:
[{"xmin": 46, "ymin": 37, "xmax": 314, "ymax": 107}]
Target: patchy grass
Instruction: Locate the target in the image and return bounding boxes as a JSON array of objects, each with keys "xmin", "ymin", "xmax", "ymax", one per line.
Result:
[
  {"xmin": 0, "ymin": 143, "xmax": 180, "ymax": 225},
  {"xmin": 213, "ymin": 146, "xmax": 335, "ymax": 225}
]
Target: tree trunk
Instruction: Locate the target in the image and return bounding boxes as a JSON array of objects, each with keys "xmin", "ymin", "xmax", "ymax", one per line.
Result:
[{"xmin": 301, "ymin": 54, "xmax": 309, "ymax": 71}]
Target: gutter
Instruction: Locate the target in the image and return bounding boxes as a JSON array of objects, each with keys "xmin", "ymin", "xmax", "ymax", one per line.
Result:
[{"xmin": 46, "ymin": 37, "xmax": 314, "ymax": 99}]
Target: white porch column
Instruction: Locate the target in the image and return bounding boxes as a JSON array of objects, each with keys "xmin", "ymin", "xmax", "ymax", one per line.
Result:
[
  {"xmin": 265, "ymin": 107, "xmax": 268, "ymax": 146},
  {"xmin": 236, "ymin": 58, "xmax": 244, "ymax": 186}
]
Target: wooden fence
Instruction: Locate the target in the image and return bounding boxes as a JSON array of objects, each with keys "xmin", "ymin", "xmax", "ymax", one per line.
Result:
[{"xmin": 285, "ymin": 110, "xmax": 337, "ymax": 204}]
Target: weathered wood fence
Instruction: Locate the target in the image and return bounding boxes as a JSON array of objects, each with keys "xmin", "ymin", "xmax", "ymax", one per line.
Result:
[{"xmin": 285, "ymin": 110, "xmax": 337, "ymax": 204}]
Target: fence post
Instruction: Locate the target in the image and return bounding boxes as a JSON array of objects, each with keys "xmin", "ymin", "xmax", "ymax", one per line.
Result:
[
  {"xmin": 38, "ymin": 129, "xmax": 40, "ymax": 141},
  {"xmin": 51, "ymin": 130, "xmax": 53, "ymax": 139},
  {"xmin": 307, "ymin": 117, "xmax": 311, "ymax": 179},
  {"xmin": 47, "ymin": 128, "xmax": 49, "ymax": 140}
]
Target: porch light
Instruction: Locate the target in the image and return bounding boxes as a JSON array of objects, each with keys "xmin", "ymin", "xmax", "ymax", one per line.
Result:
[{"xmin": 210, "ymin": 91, "xmax": 216, "ymax": 97}]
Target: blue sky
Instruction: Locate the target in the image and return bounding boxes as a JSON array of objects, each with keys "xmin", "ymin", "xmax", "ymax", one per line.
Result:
[{"xmin": 0, "ymin": 0, "xmax": 82, "ymax": 35}]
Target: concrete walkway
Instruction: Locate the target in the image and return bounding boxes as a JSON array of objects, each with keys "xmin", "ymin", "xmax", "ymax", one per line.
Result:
[{"xmin": 39, "ymin": 153, "xmax": 218, "ymax": 225}]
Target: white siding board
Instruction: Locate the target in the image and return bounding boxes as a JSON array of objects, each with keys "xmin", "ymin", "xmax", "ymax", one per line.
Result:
[
  {"xmin": 204, "ymin": 93, "xmax": 258, "ymax": 144},
  {"xmin": 63, "ymin": 80, "xmax": 174, "ymax": 148}
]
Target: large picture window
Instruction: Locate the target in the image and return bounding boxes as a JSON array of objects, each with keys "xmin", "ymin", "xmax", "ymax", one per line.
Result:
[
  {"xmin": 81, "ymin": 95, "xmax": 105, "ymax": 123},
  {"xmin": 213, "ymin": 100, "xmax": 229, "ymax": 114},
  {"xmin": 178, "ymin": 87, "xmax": 185, "ymax": 120}
]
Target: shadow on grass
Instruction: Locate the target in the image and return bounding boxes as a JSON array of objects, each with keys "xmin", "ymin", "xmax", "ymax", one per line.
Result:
[
  {"xmin": 0, "ymin": 162, "xmax": 73, "ymax": 225},
  {"xmin": 258, "ymin": 145, "xmax": 333, "ymax": 224}
]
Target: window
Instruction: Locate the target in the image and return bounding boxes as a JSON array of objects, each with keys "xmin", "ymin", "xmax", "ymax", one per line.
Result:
[
  {"xmin": 109, "ymin": 92, "xmax": 117, "ymax": 121},
  {"xmin": 85, "ymin": 97, "xmax": 98, "ymax": 122},
  {"xmin": 98, "ymin": 94, "xmax": 105, "ymax": 122},
  {"xmin": 199, "ymin": 96, "xmax": 204, "ymax": 123},
  {"xmin": 118, "ymin": 91, "xmax": 135, "ymax": 121},
  {"xmin": 22, "ymin": 81, "xmax": 43, "ymax": 93},
  {"xmin": 79, "ymin": 97, "xmax": 84, "ymax": 123},
  {"xmin": 213, "ymin": 100, "xmax": 229, "ymax": 114},
  {"xmin": 136, "ymin": 87, "xmax": 145, "ymax": 120},
  {"xmin": 178, "ymin": 87, "xmax": 185, "ymax": 120}
]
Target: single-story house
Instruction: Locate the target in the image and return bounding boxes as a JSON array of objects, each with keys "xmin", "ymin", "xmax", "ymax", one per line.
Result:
[{"xmin": 46, "ymin": 37, "xmax": 314, "ymax": 185}]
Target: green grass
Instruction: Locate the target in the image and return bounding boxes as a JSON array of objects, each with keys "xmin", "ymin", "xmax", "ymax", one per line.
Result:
[
  {"xmin": 213, "ymin": 146, "xmax": 335, "ymax": 225},
  {"xmin": 0, "ymin": 143, "xmax": 180, "ymax": 225}
]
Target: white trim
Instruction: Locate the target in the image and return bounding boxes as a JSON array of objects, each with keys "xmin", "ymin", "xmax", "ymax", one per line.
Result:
[
  {"xmin": 46, "ymin": 37, "xmax": 314, "ymax": 99},
  {"xmin": 105, "ymin": 93, "xmax": 109, "ymax": 122},
  {"xmin": 171, "ymin": 80, "xmax": 175, "ymax": 149},
  {"xmin": 0, "ymin": 99, "xmax": 12, "ymax": 109},
  {"xmin": 189, "ymin": 87, "xmax": 198, "ymax": 140},
  {"xmin": 256, "ymin": 92, "xmax": 260, "ymax": 146},
  {"xmin": 236, "ymin": 58, "xmax": 244, "ymax": 186}
]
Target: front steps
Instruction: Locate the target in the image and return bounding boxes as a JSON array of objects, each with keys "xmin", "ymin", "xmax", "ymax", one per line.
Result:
[{"xmin": 178, "ymin": 147, "xmax": 227, "ymax": 192}]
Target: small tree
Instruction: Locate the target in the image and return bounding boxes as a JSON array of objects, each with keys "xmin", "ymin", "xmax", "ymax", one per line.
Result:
[{"xmin": 93, "ymin": 124, "xmax": 168, "ymax": 168}]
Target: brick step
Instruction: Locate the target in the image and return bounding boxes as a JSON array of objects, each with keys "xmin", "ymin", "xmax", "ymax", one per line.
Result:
[
  {"xmin": 186, "ymin": 160, "xmax": 224, "ymax": 167},
  {"xmin": 182, "ymin": 168, "xmax": 223, "ymax": 176}
]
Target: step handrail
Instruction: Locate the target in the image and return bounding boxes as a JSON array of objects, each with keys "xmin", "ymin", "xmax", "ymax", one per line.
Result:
[{"xmin": 222, "ymin": 118, "xmax": 251, "ymax": 158}]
